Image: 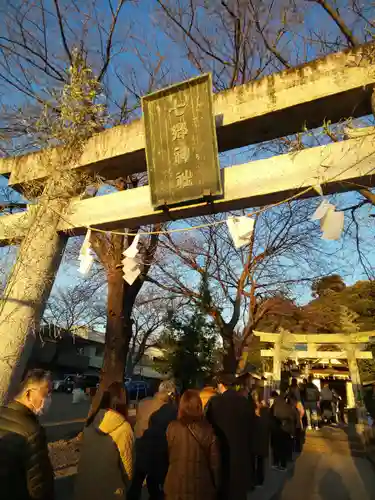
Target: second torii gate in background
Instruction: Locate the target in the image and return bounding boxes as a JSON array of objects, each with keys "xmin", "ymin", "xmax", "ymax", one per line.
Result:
[{"xmin": 255, "ymin": 330, "xmax": 375, "ymax": 417}]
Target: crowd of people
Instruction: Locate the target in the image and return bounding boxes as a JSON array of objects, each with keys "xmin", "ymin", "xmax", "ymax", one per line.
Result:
[{"xmin": 0, "ymin": 369, "xmax": 344, "ymax": 500}]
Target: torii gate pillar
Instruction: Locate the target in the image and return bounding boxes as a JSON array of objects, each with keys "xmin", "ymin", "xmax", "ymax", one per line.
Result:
[
  {"xmin": 345, "ymin": 343, "xmax": 367, "ymax": 426},
  {"xmin": 345, "ymin": 343, "xmax": 363, "ymax": 404},
  {"xmin": 0, "ymin": 179, "xmax": 74, "ymax": 403},
  {"xmin": 273, "ymin": 336, "xmax": 282, "ymax": 390}
]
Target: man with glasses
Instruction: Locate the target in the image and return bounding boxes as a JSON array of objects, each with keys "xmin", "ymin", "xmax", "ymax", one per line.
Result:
[{"xmin": 0, "ymin": 369, "xmax": 54, "ymax": 500}]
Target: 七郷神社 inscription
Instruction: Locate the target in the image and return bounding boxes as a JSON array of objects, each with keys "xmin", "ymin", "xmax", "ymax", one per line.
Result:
[{"xmin": 142, "ymin": 74, "xmax": 222, "ymax": 208}]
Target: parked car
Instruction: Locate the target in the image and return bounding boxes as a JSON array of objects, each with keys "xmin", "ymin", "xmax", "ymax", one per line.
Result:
[
  {"xmin": 75, "ymin": 374, "xmax": 100, "ymax": 393},
  {"xmin": 53, "ymin": 374, "xmax": 76, "ymax": 393},
  {"xmin": 126, "ymin": 380, "xmax": 149, "ymax": 401},
  {"xmin": 53, "ymin": 373, "xmax": 99, "ymax": 394}
]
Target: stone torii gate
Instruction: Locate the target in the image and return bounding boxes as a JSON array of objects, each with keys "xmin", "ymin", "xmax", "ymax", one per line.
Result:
[
  {"xmin": 0, "ymin": 41, "xmax": 375, "ymax": 400},
  {"xmin": 255, "ymin": 330, "xmax": 375, "ymax": 413}
]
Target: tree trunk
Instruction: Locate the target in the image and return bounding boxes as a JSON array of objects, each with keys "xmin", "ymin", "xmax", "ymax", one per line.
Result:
[
  {"xmin": 222, "ymin": 336, "xmax": 237, "ymax": 374},
  {"xmin": 88, "ymin": 229, "xmax": 159, "ymax": 417},
  {"xmin": 101, "ymin": 268, "xmax": 128, "ymax": 388},
  {"xmin": 89, "ymin": 267, "xmax": 131, "ymax": 411},
  {"xmin": 88, "ymin": 266, "xmax": 137, "ymax": 417}
]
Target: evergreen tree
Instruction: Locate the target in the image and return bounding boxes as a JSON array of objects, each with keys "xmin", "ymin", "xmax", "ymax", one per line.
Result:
[
  {"xmin": 168, "ymin": 311, "xmax": 217, "ymax": 391},
  {"xmin": 162, "ymin": 275, "xmax": 219, "ymax": 391}
]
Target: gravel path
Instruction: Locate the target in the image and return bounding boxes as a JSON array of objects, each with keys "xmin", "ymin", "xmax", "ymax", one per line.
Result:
[{"xmin": 49, "ymin": 436, "xmax": 81, "ymax": 472}]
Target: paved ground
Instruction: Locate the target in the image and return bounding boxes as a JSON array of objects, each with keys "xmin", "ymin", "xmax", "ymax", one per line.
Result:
[
  {"xmin": 42, "ymin": 393, "xmax": 90, "ymax": 442},
  {"xmin": 43, "ymin": 393, "xmax": 137, "ymax": 441},
  {"xmin": 271, "ymin": 426, "xmax": 375, "ymax": 500},
  {"xmin": 43, "ymin": 393, "xmax": 91, "ymax": 424}
]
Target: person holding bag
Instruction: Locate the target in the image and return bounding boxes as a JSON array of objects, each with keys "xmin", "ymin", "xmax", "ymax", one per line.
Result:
[
  {"xmin": 165, "ymin": 389, "xmax": 220, "ymax": 500},
  {"xmin": 251, "ymin": 391, "xmax": 270, "ymax": 488},
  {"xmin": 270, "ymin": 390, "xmax": 296, "ymax": 471},
  {"xmin": 74, "ymin": 382, "xmax": 134, "ymax": 500}
]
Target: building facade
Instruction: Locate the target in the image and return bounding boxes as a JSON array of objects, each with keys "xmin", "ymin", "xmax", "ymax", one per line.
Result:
[
  {"xmin": 28, "ymin": 324, "xmax": 167, "ymax": 383},
  {"xmin": 27, "ymin": 323, "xmax": 105, "ymax": 377}
]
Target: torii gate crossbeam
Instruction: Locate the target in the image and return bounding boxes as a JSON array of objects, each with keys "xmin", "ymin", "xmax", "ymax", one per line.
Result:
[{"xmin": 0, "ymin": 133, "xmax": 374, "ymax": 243}]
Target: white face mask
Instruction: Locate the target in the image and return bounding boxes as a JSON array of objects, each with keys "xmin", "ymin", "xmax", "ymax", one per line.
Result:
[{"xmin": 34, "ymin": 395, "xmax": 52, "ymax": 416}]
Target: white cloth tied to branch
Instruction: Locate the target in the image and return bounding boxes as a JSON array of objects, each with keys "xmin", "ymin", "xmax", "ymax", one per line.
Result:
[
  {"xmin": 122, "ymin": 255, "xmax": 141, "ymax": 285},
  {"xmin": 311, "ymin": 200, "xmax": 335, "ymax": 221},
  {"xmin": 321, "ymin": 209, "xmax": 345, "ymax": 240},
  {"xmin": 79, "ymin": 253, "xmax": 94, "ymax": 275},
  {"xmin": 79, "ymin": 229, "xmax": 94, "ymax": 275},
  {"xmin": 227, "ymin": 216, "xmax": 255, "ymax": 248},
  {"xmin": 123, "ymin": 234, "xmax": 140, "ymax": 259},
  {"xmin": 311, "ymin": 200, "xmax": 344, "ymax": 240}
]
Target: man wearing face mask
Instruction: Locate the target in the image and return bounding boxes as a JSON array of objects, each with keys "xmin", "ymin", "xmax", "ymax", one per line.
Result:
[{"xmin": 0, "ymin": 369, "xmax": 54, "ymax": 500}]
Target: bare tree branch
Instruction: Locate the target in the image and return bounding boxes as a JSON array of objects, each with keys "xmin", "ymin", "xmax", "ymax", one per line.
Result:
[
  {"xmin": 309, "ymin": 0, "xmax": 360, "ymax": 47},
  {"xmin": 98, "ymin": 0, "xmax": 127, "ymax": 82},
  {"xmin": 156, "ymin": 0, "xmax": 231, "ymax": 68},
  {"xmin": 359, "ymin": 188, "xmax": 375, "ymax": 206},
  {"xmin": 53, "ymin": 0, "xmax": 73, "ymax": 65},
  {"xmin": 250, "ymin": 0, "xmax": 291, "ymax": 69}
]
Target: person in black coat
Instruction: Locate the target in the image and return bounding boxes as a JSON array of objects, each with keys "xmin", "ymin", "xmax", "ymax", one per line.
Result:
[
  {"xmin": 287, "ymin": 394, "xmax": 304, "ymax": 453},
  {"xmin": 0, "ymin": 369, "xmax": 54, "ymax": 500},
  {"xmin": 250, "ymin": 391, "xmax": 270, "ymax": 487},
  {"xmin": 270, "ymin": 391, "xmax": 297, "ymax": 471},
  {"xmin": 206, "ymin": 373, "xmax": 255, "ymax": 500}
]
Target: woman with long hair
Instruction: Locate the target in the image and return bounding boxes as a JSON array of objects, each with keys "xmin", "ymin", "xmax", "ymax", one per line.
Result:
[
  {"xmin": 75, "ymin": 382, "xmax": 134, "ymax": 500},
  {"xmin": 164, "ymin": 389, "xmax": 220, "ymax": 500}
]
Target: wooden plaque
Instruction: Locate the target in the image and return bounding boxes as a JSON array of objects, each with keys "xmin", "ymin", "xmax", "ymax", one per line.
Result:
[{"xmin": 142, "ymin": 74, "xmax": 222, "ymax": 208}]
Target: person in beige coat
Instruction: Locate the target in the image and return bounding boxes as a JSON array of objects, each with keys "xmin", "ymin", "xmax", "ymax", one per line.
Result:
[
  {"xmin": 75, "ymin": 382, "xmax": 134, "ymax": 500},
  {"xmin": 165, "ymin": 389, "xmax": 220, "ymax": 500}
]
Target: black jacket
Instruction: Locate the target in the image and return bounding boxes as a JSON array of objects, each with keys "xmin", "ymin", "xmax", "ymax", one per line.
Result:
[
  {"xmin": 271, "ymin": 396, "xmax": 297, "ymax": 436},
  {"xmin": 134, "ymin": 393, "xmax": 177, "ymax": 478},
  {"xmin": 0, "ymin": 401, "xmax": 54, "ymax": 500},
  {"xmin": 251, "ymin": 407, "xmax": 270, "ymax": 457},
  {"xmin": 206, "ymin": 390, "xmax": 255, "ymax": 500}
]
